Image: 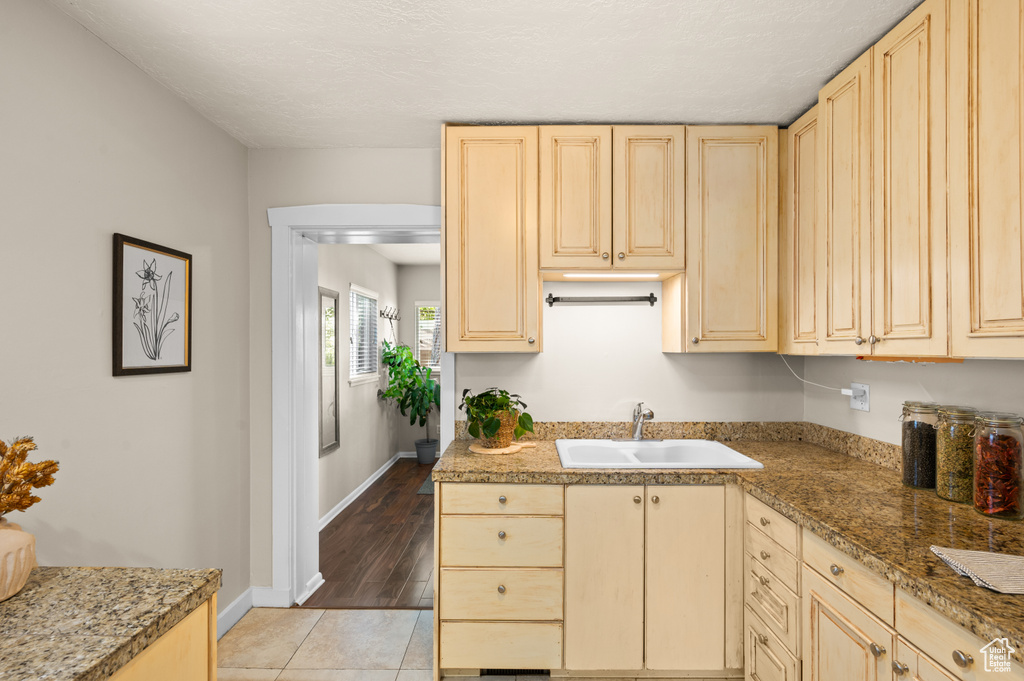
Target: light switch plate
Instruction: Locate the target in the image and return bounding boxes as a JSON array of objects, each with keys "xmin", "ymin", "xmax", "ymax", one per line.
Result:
[{"xmin": 850, "ymin": 383, "xmax": 870, "ymax": 412}]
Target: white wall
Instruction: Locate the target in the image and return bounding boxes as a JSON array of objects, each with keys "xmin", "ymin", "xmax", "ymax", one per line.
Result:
[
  {"xmin": 803, "ymin": 356, "xmax": 1024, "ymax": 445},
  {"xmin": 396, "ymin": 265, "xmax": 442, "ymax": 451},
  {"xmin": 456, "ymin": 282, "xmax": 806, "ymax": 423},
  {"xmin": 0, "ymin": 0, "xmax": 250, "ymax": 607},
  {"xmin": 248, "ymin": 148, "xmax": 440, "ymax": 586},
  {"xmin": 317, "ymin": 245, "xmax": 400, "ymax": 518}
]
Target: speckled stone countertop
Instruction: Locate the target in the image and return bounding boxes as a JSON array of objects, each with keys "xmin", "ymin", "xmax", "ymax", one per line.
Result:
[
  {"xmin": 434, "ymin": 439, "xmax": 1024, "ymax": 662},
  {"xmin": 0, "ymin": 566, "xmax": 221, "ymax": 680}
]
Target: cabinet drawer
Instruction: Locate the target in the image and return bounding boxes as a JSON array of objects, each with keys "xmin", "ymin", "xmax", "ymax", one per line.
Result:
[
  {"xmin": 896, "ymin": 589, "xmax": 1024, "ymax": 679},
  {"xmin": 440, "ymin": 516, "xmax": 563, "ymax": 567},
  {"xmin": 440, "ymin": 621, "xmax": 562, "ymax": 669},
  {"xmin": 802, "ymin": 529, "xmax": 894, "ymax": 625},
  {"xmin": 745, "ymin": 494, "xmax": 798, "ymax": 555},
  {"xmin": 746, "ymin": 524, "xmax": 799, "ymax": 592},
  {"xmin": 745, "ymin": 606, "xmax": 799, "ymax": 681},
  {"xmin": 745, "ymin": 553, "xmax": 800, "ymax": 655},
  {"xmin": 439, "ymin": 568, "xmax": 563, "ymax": 621},
  {"xmin": 441, "ymin": 483, "xmax": 564, "ymax": 516}
]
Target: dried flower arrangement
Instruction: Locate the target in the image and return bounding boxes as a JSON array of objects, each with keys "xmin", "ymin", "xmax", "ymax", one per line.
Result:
[{"xmin": 0, "ymin": 437, "xmax": 59, "ymax": 517}]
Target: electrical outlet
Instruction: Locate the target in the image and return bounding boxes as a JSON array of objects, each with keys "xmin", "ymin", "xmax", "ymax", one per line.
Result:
[{"xmin": 850, "ymin": 383, "xmax": 870, "ymax": 412}]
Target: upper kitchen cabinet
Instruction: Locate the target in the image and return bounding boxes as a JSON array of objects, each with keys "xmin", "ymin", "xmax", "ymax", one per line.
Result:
[
  {"xmin": 949, "ymin": 0, "xmax": 1024, "ymax": 357},
  {"xmin": 444, "ymin": 126, "xmax": 541, "ymax": 352},
  {"xmin": 681, "ymin": 126, "xmax": 778, "ymax": 353},
  {"xmin": 779, "ymin": 106, "xmax": 820, "ymax": 356},
  {"xmin": 870, "ymin": 0, "xmax": 948, "ymax": 357},
  {"xmin": 817, "ymin": 50, "xmax": 873, "ymax": 355},
  {"xmin": 538, "ymin": 126, "xmax": 613, "ymax": 270}
]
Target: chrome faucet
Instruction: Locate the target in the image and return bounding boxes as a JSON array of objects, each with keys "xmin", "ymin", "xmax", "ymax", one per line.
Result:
[{"xmin": 631, "ymin": 402, "xmax": 654, "ymax": 440}]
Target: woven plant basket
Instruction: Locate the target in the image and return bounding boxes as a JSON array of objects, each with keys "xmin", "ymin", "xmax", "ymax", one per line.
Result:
[{"xmin": 482, "ymin": 411, "xmax": 518, "ymax": 449}]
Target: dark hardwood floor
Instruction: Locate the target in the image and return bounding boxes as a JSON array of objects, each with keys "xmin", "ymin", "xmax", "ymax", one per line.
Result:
[{"xmin": 301, "ymin": 458, "xmax": 435, "ymax": 609}]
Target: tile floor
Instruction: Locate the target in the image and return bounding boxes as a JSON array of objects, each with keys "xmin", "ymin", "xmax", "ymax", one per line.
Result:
[{"xmin": 218, "ymin": 608, "xmax": 549, "ymax": 681}]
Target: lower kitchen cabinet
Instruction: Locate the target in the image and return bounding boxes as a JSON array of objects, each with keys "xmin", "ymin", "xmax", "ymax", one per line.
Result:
[
  {"xmin": 745, "ymin": 606, "xmax": 799, "ymax": 681},
  {"xmin": 110, "ymin": 596, "xmax": 216, "ymax": 681},
  {"xmin": 564, "ymin": 484, "xmax": 742, "ymax": 674}
]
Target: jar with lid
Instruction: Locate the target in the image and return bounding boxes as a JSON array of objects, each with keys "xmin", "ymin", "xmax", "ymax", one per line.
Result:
[
  {"xmin": 936, "ymin": 405, "xmax": 978, "ymax": 503},
  {"xmin": 901, "ymin": 401, "xmax": 939, "ymax": 488},
  {"xmin": 974, "ymin": 412, "xmax": 1024, "ymax": 520}
]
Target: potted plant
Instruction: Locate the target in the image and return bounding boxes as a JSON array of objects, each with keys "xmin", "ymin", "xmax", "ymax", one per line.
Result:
[
  {"xmin": 379, "ymin": 340, "xmax": 441, "ymax": 464},
  {"xmin": 459, "ymin": 387, "xmax": 534, "ymax": 450}
]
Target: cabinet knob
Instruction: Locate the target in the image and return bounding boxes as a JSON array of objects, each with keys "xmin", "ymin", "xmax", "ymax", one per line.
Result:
[
  {"xmin": 757, "ymin": 633, "xmax": 769, "ymax": 646},
  {"xmin": 952, "ymin": 650, "xmax": 973, "ymax": 668},
  {"xmin": 497, "ymin": 530, "xmax": 506, "ymax": 539},
  {"xmin": 497, "ymin": 585, "xmax": 506, "ymax": 594},
  {"xmin": 854, "ymin": 336, "xmax": 865, "ymax": 345},
  {"xmin": 498, "ymin": 495, "xmax": 507, "ymax": 504},
  {"xmin": 892, "ymin": 661, "xmax": 910, "ymax": 676},
  {"xmin": 869, "ymin": 643, "xmax": 886, "ymax": 658},
  {"xmin": 759, "ymin": 517, "xmax": 770, "ymax": 526},
  {"xmin": 760, "ymin": 550, "xmax": 771, "ymax": 560},
  {"xmin": 651, "ymin": 496, "xmax": 660, "ymax": 504},
  {"xmin": 829, "ymin": 564, "xmax": 844, "ymax": 577},
  {"xmin": 618, "ymin": 252, "xmax": 625, "ymax": 260},
  {"xmin": 691, "ymin": 337, "xmax": 700, "ymax": 344},
  {"xmin": 602, "ymin": 252, "xmax": 610, "ymax": 259},
  {"xmin": 528, "ymin": 337, "xmax": 535, "ymax": 344},
  {"xmin": 869, "ymin": 335, "xmax": 880, "ymax": 345},
  {"xmin": 758, "ymin": 575, "xmax": 770, "ymax": 586},
  {"xmin": 633, "ymin": 495, "xmax": 642, "ymax": 504}
]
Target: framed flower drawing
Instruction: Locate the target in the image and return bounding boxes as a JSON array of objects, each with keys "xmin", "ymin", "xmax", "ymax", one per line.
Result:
[{"xmin": 113, "ymin": 234, "xmax": 192, "ymax": 376}]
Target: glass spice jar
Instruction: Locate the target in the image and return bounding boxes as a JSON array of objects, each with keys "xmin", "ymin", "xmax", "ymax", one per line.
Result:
[
  {"xmin": 936, "ymin": 406, "xmax": 978, "ymax": 503},
  {"xmin": 901, "ymin": 401, "xmax": 940, "ymax": 489},
  {"xmin": 974, "ymin": 412, "xmax": 1024, "ymax": 520}
]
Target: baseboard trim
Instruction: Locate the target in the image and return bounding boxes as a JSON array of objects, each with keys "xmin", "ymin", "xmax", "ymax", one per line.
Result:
[
  {"xmin": 251, "ymin": 586, "xmax": 294, "ymax": 608},
  {"xmin": 296, "ymin": 571, "xmax": 325, "ymax": 606},
  {"xmin": 317, "ymin": 451, "xmax": 413, "ymax": 531},
  {"xmin": 217, "ymin": 587, "xmax": 253, "ymax": 639}
]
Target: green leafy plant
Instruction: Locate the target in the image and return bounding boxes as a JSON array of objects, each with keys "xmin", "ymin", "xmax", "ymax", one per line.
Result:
[
  {"xmin": 459, "ymin": 387, "xmax": 534, "ymax": 440},
  {"xmin": 379, "ymin": 340, "xmax": 440, "ymax": 435}
]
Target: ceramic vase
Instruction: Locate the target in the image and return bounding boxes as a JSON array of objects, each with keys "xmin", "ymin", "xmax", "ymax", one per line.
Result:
[{"xmin": 0, "ymin": 517, "xmax": 36, "ymax": 602}]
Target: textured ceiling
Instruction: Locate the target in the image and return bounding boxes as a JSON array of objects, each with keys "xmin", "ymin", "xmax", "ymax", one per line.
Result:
[{"xmin": 48, "ymin": 0, "xmax": 922, "ymax": 149}]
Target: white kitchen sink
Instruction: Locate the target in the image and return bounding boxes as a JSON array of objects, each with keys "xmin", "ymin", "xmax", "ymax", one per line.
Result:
[{"xmin": 555, "ymin": 438, "xmax": 764, "ymax": 469}]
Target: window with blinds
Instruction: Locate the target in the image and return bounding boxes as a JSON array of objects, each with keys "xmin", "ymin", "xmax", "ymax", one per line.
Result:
[
  {"xmin": 415, "ymin": 301, "xmax": 441, "ymax": 369},
  {"xmin": 349, "ymin": 285, "xmax": 378, "ymax": 380}
]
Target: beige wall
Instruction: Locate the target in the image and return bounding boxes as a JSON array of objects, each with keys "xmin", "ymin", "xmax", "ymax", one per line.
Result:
[
  {"xmin": 396, "ymin": 265, "xmax": 442, "ymax": 451},
  {"xmin": 0, "ymin": 0, "xmax": 250, "ymax": 607},
  {"xmin": 247, "ymin": 148, "xmax": 440, "ymax": 586},
  {"xmin": 317, "ymin": 245, "xmax": 399, "ymax": 519}
]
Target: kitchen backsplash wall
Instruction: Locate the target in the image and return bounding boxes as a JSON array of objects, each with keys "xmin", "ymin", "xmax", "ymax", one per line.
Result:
[{"xmin": 455, "ymin": 281, "xmax": 806, "ymax": 423}]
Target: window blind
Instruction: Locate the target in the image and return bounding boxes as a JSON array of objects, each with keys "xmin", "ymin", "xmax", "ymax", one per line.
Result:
[
  {"xmin": 349, "ymin": 287, "xmax": 378, "ymax": 378},
  {"xmin": 416, "ymin": 303, "xmax": 440, "ymax": 367}
]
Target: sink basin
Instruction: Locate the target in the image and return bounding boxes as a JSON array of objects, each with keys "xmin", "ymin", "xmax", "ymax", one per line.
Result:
[{"xmin": 555, "ymin": 439, "xmax": 764, "ymax": 469}]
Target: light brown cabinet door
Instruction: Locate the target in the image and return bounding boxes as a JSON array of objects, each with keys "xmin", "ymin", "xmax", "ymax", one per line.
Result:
[
  {"xmin": 780, "ymin": 107, "xmax": 820, "ymax": 355},
  {"xmin": 685, "ymin": 126, "xmax": 778, "ymax": 352},
  {"xmin": 611, "ymin": 126, "xmax": 686, "ymax": 269},
  {"xmin": 871, "ymin": 0, "xmax": 948, "ymax": 357},
  {"xmin": 646, "ymin": 485, "xmax": 729, "ymax": 671},
  {"xmin": 444, "ymin": 126, "xmax": 541, "ymax": 352},
  {"xmin": 802, "ymin": 566, "xmax": 895, "ymax": 681},
  {"xmin": 817, "ymin": 51, "xmax": 873, "ymax": 355},
  {"xmin": 949, "ymin": 0, "xmax": 1024, "ymax": 357},
  {"xmin": 564, "ymin": 485, "xmax": 644, "ymax": 671},
  {"xmin": 539, "ymin": 126, "xmax": 613, "ymax": 270}
]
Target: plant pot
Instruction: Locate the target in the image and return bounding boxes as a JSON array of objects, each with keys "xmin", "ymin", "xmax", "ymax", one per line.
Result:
[
  {"xmin": 483, "ymin": 411, "xmax": 518, "ymax": 450},
  {"xmin": 415, "ymin": 438, "xmax": 439, "ymax": 464},
  {"xmin": 0, "ymin": 517, "xmax": 36, "ymax": 602}
]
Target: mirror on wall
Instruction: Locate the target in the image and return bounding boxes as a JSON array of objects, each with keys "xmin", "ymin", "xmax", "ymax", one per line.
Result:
[{"xmin": 319, "ymin": 286, "xmax": 340, "ymax": 456}]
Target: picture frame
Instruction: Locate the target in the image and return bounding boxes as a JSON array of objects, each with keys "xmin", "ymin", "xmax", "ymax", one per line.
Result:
[
  {"xmin": 319, "ymin": 286, "xmax": 341, "ymax": 455},
  {"xmin": 113, "ymin": 233, "xmax": 192, "ymax": 376}
]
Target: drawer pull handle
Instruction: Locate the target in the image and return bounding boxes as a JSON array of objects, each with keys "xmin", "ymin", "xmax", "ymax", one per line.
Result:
[
  {"xmin": 651, "ymin": 496, "xmax": 660, "ymax": 504},
  {"xmin": 497, "ymin": 585, "xmax": 506, "ymax": 594},
  {"xmin": 634, "ymin": 496, "xmax": 642, "ymax": 504},
  {"xmin": 869, "ymin": 643, "xmax": 885, "ymax": 658},
  {"xmin": 892, "ymin": 661, "xmax": 909, "ymax": 676},
  {"xmin": 759, "ymin": 517, "xmax": 770, "ymax": 526},
  {"xmin": 497, "ymin": 531, "xmax": 506, "ymax": 540},
  {"xmin": 498, "ymin": 495, "xmax": 507, "ymax": 504},
  {"xmin": 758, "ymin": 575, "xmax": 770, "ymax": 586},
  {"xmin": 759, "ymin": 550, "xmax": 770, "ymax": 560},
  {"xmin": 952, "ymin": 650, "xmax": 973, "ymax": 668},
  {"xmin": 757, "ymin": 633, "xmax": 769, "ymax": 646},
  {"xmin": 829, "ymin": 564, "xmax": 844, "ymax": 577}
]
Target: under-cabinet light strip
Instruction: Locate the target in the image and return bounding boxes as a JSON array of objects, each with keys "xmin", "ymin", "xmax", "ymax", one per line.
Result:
[{"xmin": 562, "ymin": 273, "xmax": 660, "ymax": 279}]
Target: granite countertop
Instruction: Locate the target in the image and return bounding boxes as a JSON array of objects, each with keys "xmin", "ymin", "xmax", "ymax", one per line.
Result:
[
  {"xmin": 434, "ymin": 439, "xmax": 1024, "ymax": 662},
  {"xmin": 0, "ymin": 566, "xmax": 221, "ymax": 680}
]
